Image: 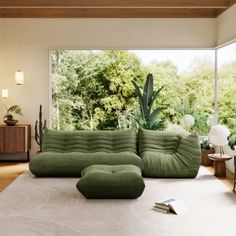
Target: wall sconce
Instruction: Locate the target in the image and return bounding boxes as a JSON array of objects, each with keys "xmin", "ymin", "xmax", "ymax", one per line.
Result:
[
  {"xmin": 15, "ymin": 70, "xmax": 24, "ymax": 85},
  {"xmin": 1, "ymin": 88, "xmax": 9, "ymax": 98},
  {"xmin": 15, "ymin": 18, "xmax": 24, "ymax": 86}
]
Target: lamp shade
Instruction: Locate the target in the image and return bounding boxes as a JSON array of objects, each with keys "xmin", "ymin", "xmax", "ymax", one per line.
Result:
[
  {"xmin": 1, "ymin": 88, "xmax": 8, "ymax": 98},
  {"xmin": 208, "ymin": 124, "xmax": 230, "ymax": 146},
  {"xmin": 182, "ymin": 114, "xmax": 195, "ymax": 129},
  {"xmin": 15, "ymin": 70, "xmax": 24, "ymax": 85}
]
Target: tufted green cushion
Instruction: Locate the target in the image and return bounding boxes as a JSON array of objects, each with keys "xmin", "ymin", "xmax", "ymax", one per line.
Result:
[
  {"xmin": 139, "ymin": 129, "xmax": 181, "ymax": 153},
  {"xmin": 42, "ymin": 128, "xmax": 137, "ymax": 153},
  {"xmin": 138, "ymin": 129, "xmax": 201, "ymax": 178},
  {"xmin": 76, "ymin": 165, "xmax": 145, "ymax": 199},
  {"xmin": 29, "ymin": 129, "xmax": 142, "ymax": 177}
]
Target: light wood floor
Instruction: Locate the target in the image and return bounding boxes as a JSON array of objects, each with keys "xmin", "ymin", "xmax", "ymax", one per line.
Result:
[
  {"xmin": 0, "ymin": 163, "xmax": 235, "ymax": 192},
  {"xmin": 206, "ymin": 166, "xmax": 235, "ymax": 191},
  {"xmin": 0, "ymin": 162, "xmax": 28, "ymax": 192}
]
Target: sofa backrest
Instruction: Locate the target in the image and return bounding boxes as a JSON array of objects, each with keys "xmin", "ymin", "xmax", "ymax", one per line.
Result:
[
  {"xmin": 138, "ymin": 129, "xmax": 182, "ymax": 154},
  {"xmin": 42, "ymin": 128, "xmax": 137, "ymax": 153}
]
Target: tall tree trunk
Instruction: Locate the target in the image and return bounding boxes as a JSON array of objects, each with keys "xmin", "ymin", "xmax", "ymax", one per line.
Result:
[
  {"xmin": 56, "ymin": 99, "xmax": 60, "ymax": 130},
  {"xmin": 88, "ymin": 109, "xmax": 94, "ymax": 130},
  {"xmin": 117, "ymin": 111, "xmax": 121, "ymax": 130}
]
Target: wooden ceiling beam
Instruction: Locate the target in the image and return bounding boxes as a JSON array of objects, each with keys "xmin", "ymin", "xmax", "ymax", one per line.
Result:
[
  {"xmin": 0, "ymin": 8, "xmax": 218, "ymax": 18},
  {"xmin": 0, "ymin": 0, "xmax": 235, "ymax": 18},
  {"xmin": 228, "ymin": 0, "xmax": 236, "ymax": 7},
  {"xmin": 0, "ymin": 0, "xmax": 230, "ymax": 8},
  {"xmin": 215, "ymin": 0, "xmax": 236, "ymax": 16}
]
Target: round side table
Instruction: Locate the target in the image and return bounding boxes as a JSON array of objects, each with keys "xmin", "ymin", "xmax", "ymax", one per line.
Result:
[{"xmin": 208, "ymin": 154, "xmax": 232, "ymax": 177}]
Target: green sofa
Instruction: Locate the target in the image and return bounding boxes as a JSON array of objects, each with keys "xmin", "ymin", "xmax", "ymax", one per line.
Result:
[
  {"xmin": 29, "ymin": 128, "xmax": 201, "ymax": 178},
  {"xmin": 138, "ymin": 129, "xmax": 201, "ymax": 178},
  {"xmin": 29, "ymin": 128, "xmax": 142, "ymax": 177}
]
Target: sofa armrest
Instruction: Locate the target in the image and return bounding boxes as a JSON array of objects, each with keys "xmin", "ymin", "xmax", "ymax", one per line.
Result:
[{"xmin": 176, "ymin": 134, "xmax": 201, "ymax": 166}]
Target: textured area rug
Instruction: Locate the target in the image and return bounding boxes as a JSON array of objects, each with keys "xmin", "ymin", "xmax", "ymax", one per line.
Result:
[{"xmin": 0, "ymin": 167, "xmax": 235, "ymax": 236}]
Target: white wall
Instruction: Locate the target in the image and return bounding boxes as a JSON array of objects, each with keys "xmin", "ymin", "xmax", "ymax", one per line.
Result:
[{"xmin": 217, "ymin": 4, "xmax": 236, "ymax": 46}]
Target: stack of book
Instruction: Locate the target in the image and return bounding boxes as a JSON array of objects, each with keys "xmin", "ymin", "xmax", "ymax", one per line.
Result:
[{"xmin": 153, "ymin": 199, "xmax": 188, "ymax": 215}]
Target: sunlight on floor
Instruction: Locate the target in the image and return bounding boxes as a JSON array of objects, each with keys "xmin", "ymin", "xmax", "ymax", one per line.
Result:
[{"xmin": 0, "ymin": 163, "xmax": 28, "ymax": 192}]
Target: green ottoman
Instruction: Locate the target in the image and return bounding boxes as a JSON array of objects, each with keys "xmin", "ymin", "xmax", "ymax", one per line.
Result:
[{"xmin": 76, "ymin": 165, "xmax": 145, "ymax": 199}]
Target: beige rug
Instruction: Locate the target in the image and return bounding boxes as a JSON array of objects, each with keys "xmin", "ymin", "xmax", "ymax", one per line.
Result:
[{"xmin": 0, "ymin": 167, "xmax": 235, "ymax": 236}]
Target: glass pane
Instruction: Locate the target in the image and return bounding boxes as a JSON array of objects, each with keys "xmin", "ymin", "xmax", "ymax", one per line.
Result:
[
  {"xmin": 217, "ymin": 42, "xmax": 236, "ymax": 134},
  {"xmin": 50, "ymin": 49, "xmax": 214, "ymax": 134}
]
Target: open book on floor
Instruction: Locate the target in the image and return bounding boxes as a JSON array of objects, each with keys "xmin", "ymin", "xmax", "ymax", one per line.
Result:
[{"xmin": 153, "ymin": 199, "xmax": 188, "ymax": 215}]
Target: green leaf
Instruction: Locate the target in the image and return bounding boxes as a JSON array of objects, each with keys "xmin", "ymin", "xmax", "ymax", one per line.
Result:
[
  {"xmin": 149, "ymin": 86, "xmax": 164, "ymax": 109},
  {"xmin": 149, "ymin": 107, "xmax": 166, "ymax": 125},
  {"xmin": 131, "ymin": 80, "xmax": 146, "ymax": 120},
  {"xmin": 143, "ymin": 73, "xmax": 153, "ymax": 107},
  {"xmin": 4, "ymin": 105, "xmax": 23, "ymax": 118}
]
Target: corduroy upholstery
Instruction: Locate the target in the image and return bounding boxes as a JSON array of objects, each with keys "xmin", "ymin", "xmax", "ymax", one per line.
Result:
[
  {"xmin": 138, "ymin": 129, "xmax": 201, "ymax": 178},
  {"xmin": 42, "ymin": 129, "xmax": 137, "ymax": 153},
  {"xmin": 29, "ymin": 129, "xmax": 142, "ymax": 177},
  {"xmin": 76, "ymin": 165, "xmax": 145, "ymax": 199}
]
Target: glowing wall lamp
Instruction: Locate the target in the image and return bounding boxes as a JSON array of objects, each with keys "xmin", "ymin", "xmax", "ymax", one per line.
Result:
[
  {"xmin": 1, "ymin": 88, "xmax": 8, "ymax": 98},
  {"xmin": 15, "ymin": 18, "xmax": 24, "ymax": 86},
  {"xmin": 15, "ymin": 70, "xmax": 24, "ymax": 85}
]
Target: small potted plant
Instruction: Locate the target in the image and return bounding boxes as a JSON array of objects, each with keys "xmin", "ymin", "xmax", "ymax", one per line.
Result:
[
  {"xmin": 3, "ymin": 105, "xmax": 23, "ymax": 126},
  {"xmin": 228, "ymin": 134, "xmax": 236, "ymax": 151},
  {"xmin": 200, "ymin": 138, "xmax": 214, "ymax": 166}
]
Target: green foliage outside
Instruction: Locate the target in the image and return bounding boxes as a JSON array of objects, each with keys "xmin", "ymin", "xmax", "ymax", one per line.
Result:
[
  {"xmin": 218, "ymin": 62, "xmax": 236, "ymax": 135},
  {"xmin": 51, "ymin": 50, "xmax": 236, "ymax": 135}
]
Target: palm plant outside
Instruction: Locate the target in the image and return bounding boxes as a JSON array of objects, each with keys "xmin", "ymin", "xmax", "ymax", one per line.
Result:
[{"xmin": 131, "ymin": 73, "xmax": 166, "ymax": 130}]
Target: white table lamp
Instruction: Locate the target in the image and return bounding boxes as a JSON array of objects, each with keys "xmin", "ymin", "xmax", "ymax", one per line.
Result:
[{"xmin": 208, "ymin": 124, "xmax": 230, "ymax": 156}]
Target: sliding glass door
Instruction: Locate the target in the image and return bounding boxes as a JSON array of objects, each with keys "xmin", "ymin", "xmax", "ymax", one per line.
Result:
[{"xmin": 216, "ymin": 42, "xmax": 236, "ymax": 134}]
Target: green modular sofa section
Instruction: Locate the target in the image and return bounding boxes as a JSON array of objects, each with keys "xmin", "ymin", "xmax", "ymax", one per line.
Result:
[
  {"xmin": 29, "ymin": 128, "xmax": 142, "ymax": 177},
  {"xmin": 138, "ymin": 129, "xmax": 201, "ymax": 178}
]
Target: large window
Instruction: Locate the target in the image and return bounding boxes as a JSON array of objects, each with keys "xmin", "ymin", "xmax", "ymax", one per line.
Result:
[
  {"xmin": 217, "ymin": 42, "xmax": 236, "ymax": 134},
  {"xmin": 50, "ymin": 49, "xmax": 215, "ymax": 134}
]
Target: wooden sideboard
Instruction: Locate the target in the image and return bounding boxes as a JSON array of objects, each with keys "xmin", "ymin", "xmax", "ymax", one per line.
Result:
[{"xmin": 0, "ymin": 124, "xmax": 31, "ymax": 161}]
